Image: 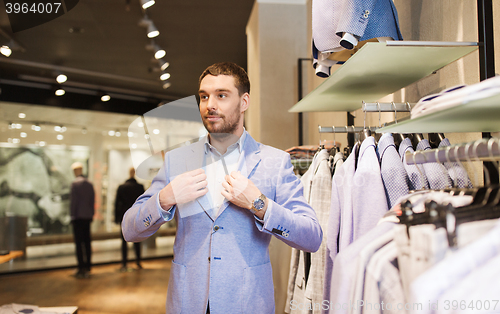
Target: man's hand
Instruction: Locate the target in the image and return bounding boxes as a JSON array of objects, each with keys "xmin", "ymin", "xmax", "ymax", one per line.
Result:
[
  {"xmin": 221, "ymin": 171, "xmax": 267, "ymax": 218},
  {"xmin": 159, "ymin": 168, "xmax": 208, "ymax": 210}
]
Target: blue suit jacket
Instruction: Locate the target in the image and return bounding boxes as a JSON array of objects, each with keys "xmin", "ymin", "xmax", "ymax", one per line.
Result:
[{"xmin": 122, "ymin": 132, "xmax": 323, "ymax": 314}]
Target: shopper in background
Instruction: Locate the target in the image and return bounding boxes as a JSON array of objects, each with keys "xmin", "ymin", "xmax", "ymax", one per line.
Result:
[
  {"xmin": 114, "ymin": 167, "xmax": 145, "ymax": 272},
  {"xmin": 70, "ymin": 162, "xmax": 95, "ymax": 279},
  {"xmin": 122, "ymin": 62, "xmax": 322, "ymax": 313}
]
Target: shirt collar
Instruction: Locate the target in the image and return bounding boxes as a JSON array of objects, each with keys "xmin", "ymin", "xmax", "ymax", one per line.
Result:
[{"xmin": 203, "ymin": 128, "xmax": 247, "ymax": 155}]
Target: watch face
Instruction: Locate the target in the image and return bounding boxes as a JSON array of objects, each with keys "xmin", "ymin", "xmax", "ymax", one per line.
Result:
[{"xmin": 254, "ymin": 199, "xmax": 265, "ymax": 210}]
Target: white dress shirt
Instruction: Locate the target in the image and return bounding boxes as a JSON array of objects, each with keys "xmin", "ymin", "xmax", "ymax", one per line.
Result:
[{"xmin": 203, "ymin": 131, "xmax": 246, "ymax": 216}]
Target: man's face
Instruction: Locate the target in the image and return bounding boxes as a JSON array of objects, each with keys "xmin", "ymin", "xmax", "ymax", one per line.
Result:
[{"xmin": 198, "ymin": 74, "xmax": 247, "ymax": 135}]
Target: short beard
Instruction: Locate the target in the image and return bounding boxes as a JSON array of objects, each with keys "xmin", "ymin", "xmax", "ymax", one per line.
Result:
[{"xmin": 202, "ymin": 102, "xmax": 241, "ymax": 136}]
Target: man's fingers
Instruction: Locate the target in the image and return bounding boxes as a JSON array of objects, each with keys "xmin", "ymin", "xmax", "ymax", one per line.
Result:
[
  {"xmin": 194, "ymin": 180, "xmax": 208, "ymax": 191},
  {"xmin": 189, "ymin": 168, "xmax": 205, "ymax": 176},
  {"xmin": 221, "ymin": 181, "xmax": 232, "ymax": 193}
]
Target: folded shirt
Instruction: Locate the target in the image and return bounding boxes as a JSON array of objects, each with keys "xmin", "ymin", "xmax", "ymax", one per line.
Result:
[{"xmin": 411, "ymin": 75, "xmax": 500, "ymax": 119}]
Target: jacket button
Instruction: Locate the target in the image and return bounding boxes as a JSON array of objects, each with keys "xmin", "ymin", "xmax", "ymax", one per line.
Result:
[
  {"xmin": 208, "ymin": 257, "xmax": 211, "ymax": 262},
  {"xmin": 214, "ymin": 225, "xmax": 220, "ymax": 231}
]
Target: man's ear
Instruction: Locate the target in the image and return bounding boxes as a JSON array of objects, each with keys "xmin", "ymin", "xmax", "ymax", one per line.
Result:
[{"xmin": 240, "ymin": 92, "xmax": 250, "ymax": 112}]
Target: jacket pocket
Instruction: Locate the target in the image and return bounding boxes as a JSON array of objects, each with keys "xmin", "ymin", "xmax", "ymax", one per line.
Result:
[
  {"xmin": 166, "ymin": 260, "xmax": 186, "ymax": 314},
  {"xmin": 242, "ymin": 262, "xmax": 274, "ymax": 314}
]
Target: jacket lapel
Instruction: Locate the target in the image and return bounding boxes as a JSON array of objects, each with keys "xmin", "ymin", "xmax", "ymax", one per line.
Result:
[{"xmin": 185, "ymin": 139, "xmax": 215, "ymax": 221}]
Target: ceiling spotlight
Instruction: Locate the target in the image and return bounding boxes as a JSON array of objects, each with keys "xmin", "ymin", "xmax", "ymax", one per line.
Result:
[
  {"xmin": 31, "ymin": 124, "xmax": 41, "ymax": 131},
  {"xmin": 108, "ymin": 130, "xmax": 115, "ymax": 136},
  {"xmin": 147, "ymin": 23, "xmax": 159, "ymax": 38},
  {"xmin": 162, "ymin": 81, "xmax": 171, "ymax": 89},
  {"xmin": 154, "ymin": 45, "xmax": 166, "ymax": 59},
  {"xmin": 101, "ymin": 94, "xmax": 111, "ymax": 102},
  {"xmin": 139, "ymin": 16, "xmax": 159, "ymax": 38},
  {"xmin": 0, "ymin": 45, "xmax": 12, "ymax": 57},
  {"xmin": 115, "ymin": 131, "xmax": 121, "ymax": 137},
  {"xmin": 141, "ymin": 0, "xmax": 155, "ymax": 9},
  {"xmin": 159, "ymin": 60, "xmax": 169, "ymax": 71},
  {"xmin": 160, "ymin": 72, "xmax": 170, "ymax": 81},
  {"xmin": 18, "ymin": 113, "xmax": 26, "ymax": 118},
  {"xmin": 56, "ymin": 74, "xmax": 67, "ymax": 84},
  {"xmin": 20, "ymin": 132, "xmax": 27, "ymax": 138},
  {"xmin": 39, "ymin": 141, "xmax": 46, "ymax": 147},
  {"xmin": 55, "ymin": 88, "xmax": 65, "ymax": 96},
  {"xmin": 54, "ymin": 125, "xmax": 61, "ymax": 132},
  {"xmin": 57, "ymin": 134, "xmax": 64, "ymax": 140}
]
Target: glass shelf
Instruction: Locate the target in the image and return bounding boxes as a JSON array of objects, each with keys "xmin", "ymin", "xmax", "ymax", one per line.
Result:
[
  {"xmin": 288, "ymin": 41, "xmax": 478, "ymax": 113},
  {"xmin": 376, "ymin": 93, "xmax": 500, "ymax": 134}
]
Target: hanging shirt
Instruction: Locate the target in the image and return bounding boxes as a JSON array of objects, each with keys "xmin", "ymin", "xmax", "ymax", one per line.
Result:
[
  {"xmin": 348, "ymin": 136, "xmax": 389, "ymax": 247},
  {"xmin": 286, "ymin": 149, "xmax": 332, "ymax": 314},
  {"xmin": 326, "ymin": 221, "xmax": 395, "ymax": 314},
  {"xmin": 377, "ymin": 133, "xmax": 410, "ymax": 208},
  {"xmin": 362, "ymin": 241, "xmax": 404, "ymax": 314},
  {"xmin": 409, "ymin": 219, "xmax": 500, "ymax": 314},
  {"xmin": 438, "ymin": 138, "xmax": 473, "ymax": 188},
  {"xmin": 416, "ymin": 139, "xmax": 452, "ymax": 190},
  {"xmin": 399, "ymin": 138, "xmax": 429, "ymax": 190}
]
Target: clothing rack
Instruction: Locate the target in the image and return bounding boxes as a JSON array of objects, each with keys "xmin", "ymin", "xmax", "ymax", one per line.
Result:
[
  {"xmin": 318, "ymin": 126, "xmax": 378, "ymax": 133},
  {"xmin": 361, "ymin": 102, "xmax": 413, "ymax": 112},
  {"xmin": 405, "ymin": 138, "xmax": 500, "ymax": 165}
]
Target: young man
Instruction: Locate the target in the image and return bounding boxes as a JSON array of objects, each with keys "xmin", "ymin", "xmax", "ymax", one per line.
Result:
[{"xmin": 122, "ymin": 62, "xmax": 322, "ymax": 313}]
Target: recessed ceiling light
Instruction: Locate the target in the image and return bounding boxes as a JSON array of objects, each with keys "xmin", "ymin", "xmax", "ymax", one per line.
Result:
[
  {"xmin": 1, "ymin": 45, "xmax": 12, "ymax": 57},
  {"xmin": 55, "ymin": 89, "xmax": 65, "ymax": 96},
  {"xmin": 56, "ymin": 74, "xmax": 67, "ymax": 84},
  {"xmin": 101, "ymin": 94, "xmax": 111, "ymax": 102},
  {"xmin": 57, "ymin": 134, "xmax": 64, "ymax": 140},
  {"xmin": 18, "ymin": 113, "xmax": 26, "ymax": 118}
]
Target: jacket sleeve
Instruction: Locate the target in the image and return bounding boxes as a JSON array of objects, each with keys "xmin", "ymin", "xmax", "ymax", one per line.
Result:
[
  {"xmin": 255, "ymin": 153, "xmax": 323, "ymax": 253},
  {"xmin": 121, "ymin": 164, "xmax": 174, "ymax": 242}
]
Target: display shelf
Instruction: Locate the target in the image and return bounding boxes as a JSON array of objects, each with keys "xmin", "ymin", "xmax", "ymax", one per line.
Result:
[
  {"xmin": 376, "ymin": 92, "xmax": 500, "ymax": 134},
  {"xmin": 289, "ymin": 41, "xmax": 478, "ymax": 113}
]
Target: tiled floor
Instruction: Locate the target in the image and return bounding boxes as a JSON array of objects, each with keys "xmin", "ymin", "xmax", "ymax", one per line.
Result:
[{"xmin": 0, "ymin": 236, "xmax": 175, "ymax": 274}]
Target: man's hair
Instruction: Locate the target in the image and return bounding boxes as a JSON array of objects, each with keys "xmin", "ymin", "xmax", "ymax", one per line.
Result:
[{"xmin": 199, "ymin": 62, "xmax": 250, "ymax": 96}]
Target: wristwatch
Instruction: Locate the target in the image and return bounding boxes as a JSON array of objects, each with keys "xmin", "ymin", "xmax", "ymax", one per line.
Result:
[{"xmin": 251, "ymin": 193, "xmax": 267, "ymax": 213}]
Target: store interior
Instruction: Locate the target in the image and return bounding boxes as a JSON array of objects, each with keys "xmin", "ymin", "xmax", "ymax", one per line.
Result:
[{"xmin": 2, "ymin": 0, "xmax": 500, "ymax": 313}]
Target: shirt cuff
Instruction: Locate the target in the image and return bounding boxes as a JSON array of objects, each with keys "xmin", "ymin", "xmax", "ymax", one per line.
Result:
[{"xmin": 156, "ymin": 192, "xmax": 174, "ymax": 220}]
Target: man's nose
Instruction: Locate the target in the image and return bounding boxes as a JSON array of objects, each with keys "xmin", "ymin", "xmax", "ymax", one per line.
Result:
[{"xmin": 207, "ymin": 96, "xmax": 217, "ymax": 111}]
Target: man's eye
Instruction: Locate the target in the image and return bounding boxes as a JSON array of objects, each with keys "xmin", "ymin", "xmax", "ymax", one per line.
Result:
[
  {"xmin": 200, "ymin": 95, "xmax": 208, "ymax": 100},
  {"xmin": 218, "ymin": 94, "xmax": 226, "ymax": 98}
]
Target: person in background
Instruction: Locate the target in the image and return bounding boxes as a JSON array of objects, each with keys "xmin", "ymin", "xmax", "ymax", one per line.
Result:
[
  {"xmin": 114, "ymin": 167, "xmax": 145, "ymax": 272},
  {"xmin": 70, "ymin": 162, "xmax": 95, "ymax": 279}
]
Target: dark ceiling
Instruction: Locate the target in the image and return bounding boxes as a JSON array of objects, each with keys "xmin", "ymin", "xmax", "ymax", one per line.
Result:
[{"xmin": 0, "ymin": 0, "xmax": 255, "ymax": 115}]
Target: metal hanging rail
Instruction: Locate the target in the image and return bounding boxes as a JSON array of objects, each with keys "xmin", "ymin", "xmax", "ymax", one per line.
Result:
[
  {"xmin": 405, "ymin": 138, "xmax": 500, "ymax": 165},
  {"xmin": 361, "ymin": 102, "xmax": 414, "ymax": 112},
  {"xmin": 318, "ymin": 126, "xmax": 378, "ymax": 133}
]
